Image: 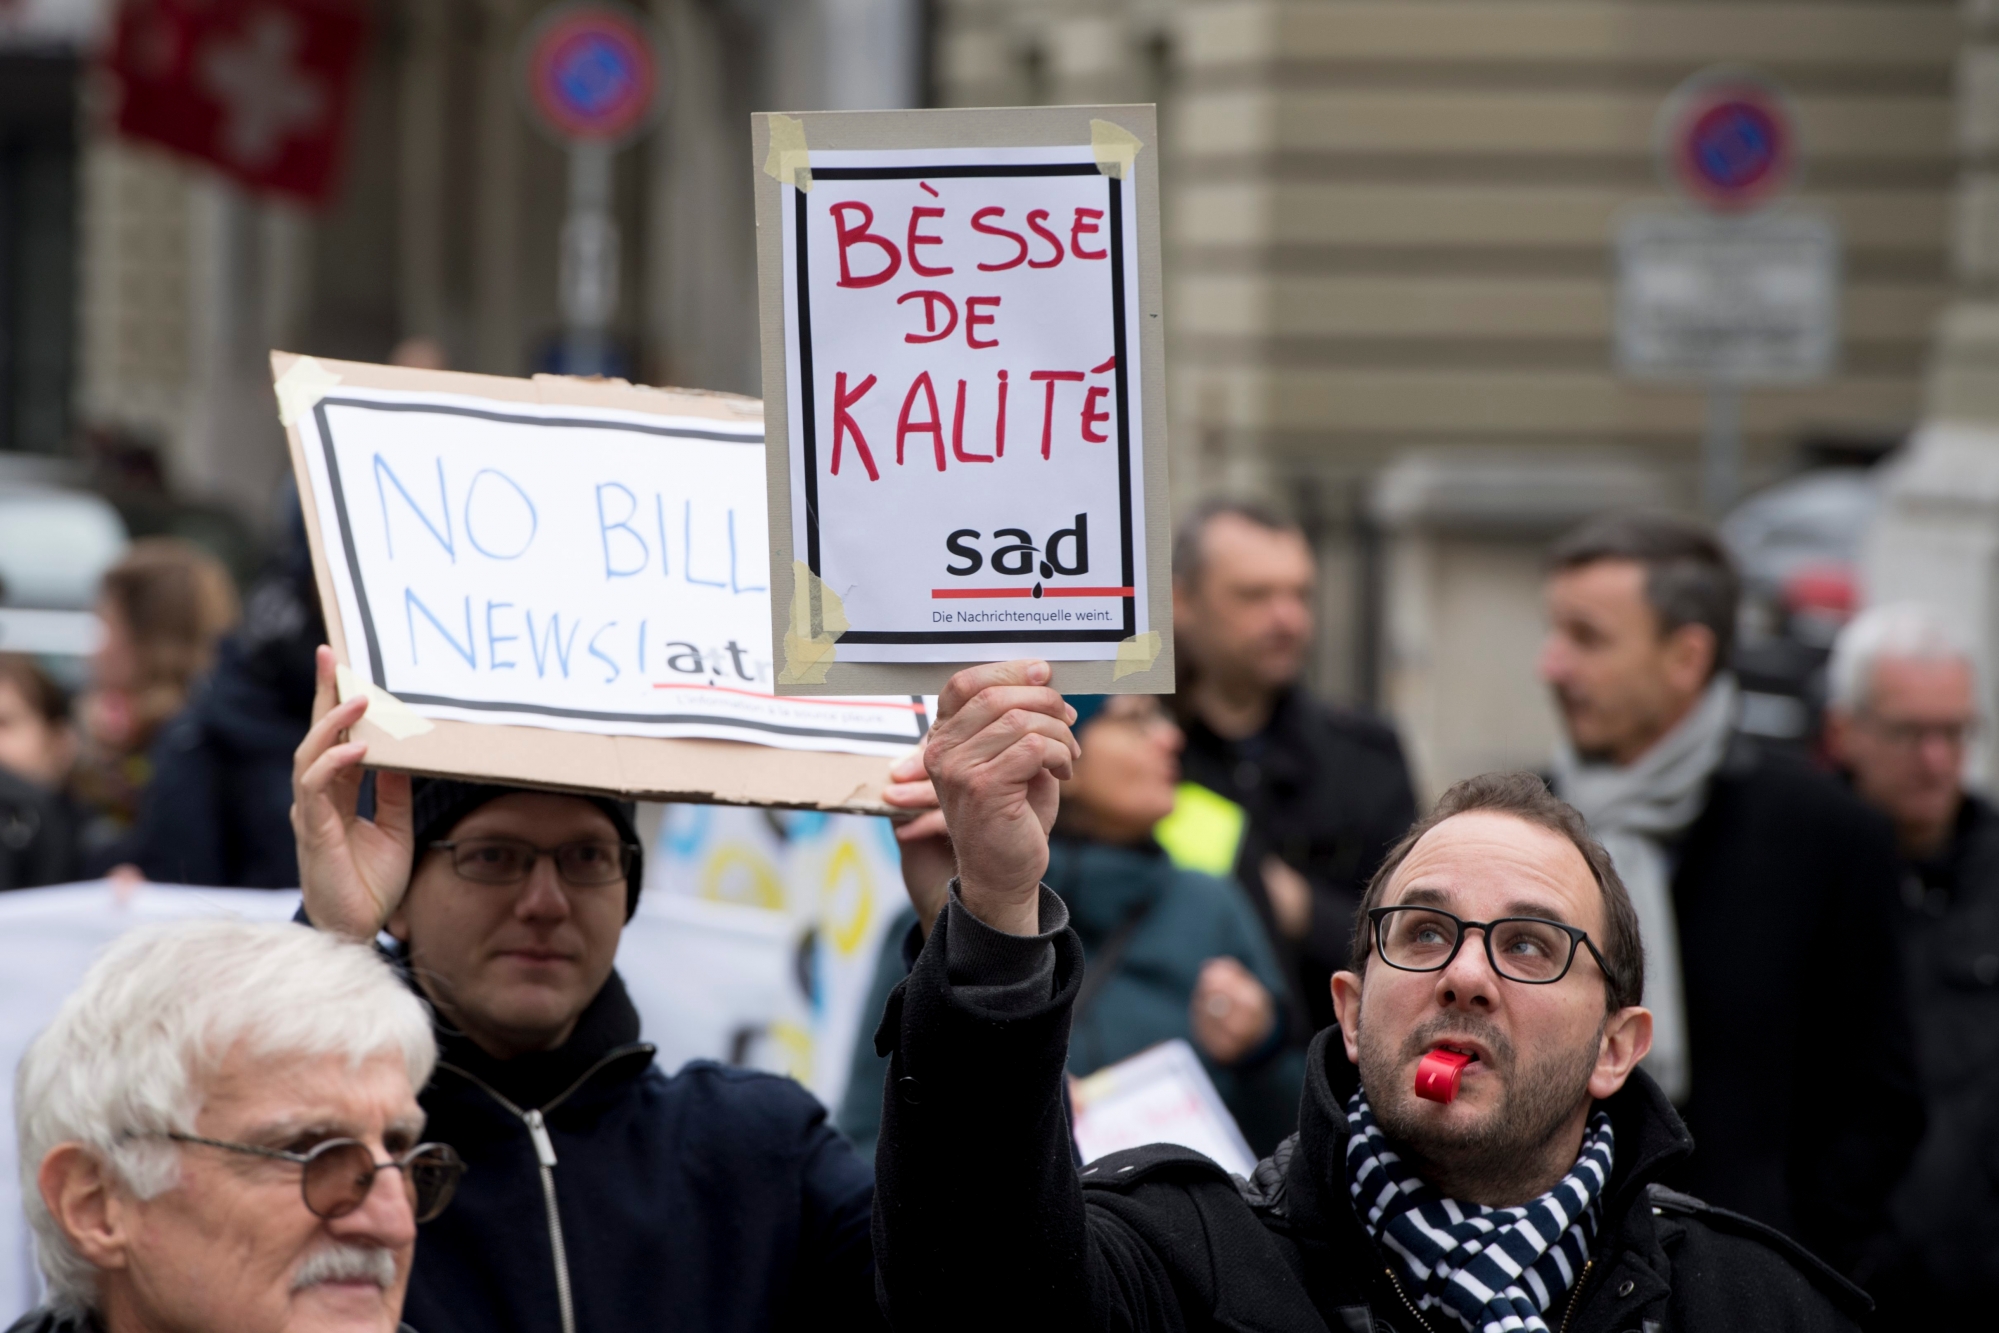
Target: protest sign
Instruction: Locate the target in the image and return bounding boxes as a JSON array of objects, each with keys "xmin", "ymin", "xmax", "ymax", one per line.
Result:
[
  {"xmin": 1069, "ymin": 1039, "xmax": 1257, "ymax": 1178},
  {"xmin": 752, "ymin": 105, "xmax": 1173, "ymax": 695},
  {"xmin": 273, "ymin": 352, "xmax": 923, "ymax": 810}
]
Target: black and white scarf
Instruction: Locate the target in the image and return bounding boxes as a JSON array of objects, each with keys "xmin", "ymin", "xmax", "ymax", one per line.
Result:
[{"xmin": 1344, "ymin": 1091, "xmax": 1614, "ymax": 1333}]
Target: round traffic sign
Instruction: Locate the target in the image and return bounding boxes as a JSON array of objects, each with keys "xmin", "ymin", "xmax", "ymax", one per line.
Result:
[
  {"xmin": 1656, "ymin": 69, "xmax": 1800, "ymax": 214},
  {"xmin": 521, "ymin": 4, "xmax": 661, "ymax": 145}
]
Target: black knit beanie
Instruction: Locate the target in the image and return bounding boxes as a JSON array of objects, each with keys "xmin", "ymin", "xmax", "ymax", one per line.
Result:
[{"xmin": 410, "ymin": 777, "xmax": 645, "ymax": 920}]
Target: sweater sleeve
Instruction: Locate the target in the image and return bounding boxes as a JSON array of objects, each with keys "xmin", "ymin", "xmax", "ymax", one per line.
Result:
[
  {"xmin": 794, "ymin": 1104, "xmax": 887, "ymax": 1329},
  {"xmin": 872, "ymin": 889, "xmax": 1190, "ymax": 1332}
]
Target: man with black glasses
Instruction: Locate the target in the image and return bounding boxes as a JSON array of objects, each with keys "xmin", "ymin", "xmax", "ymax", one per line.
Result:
[
  {"xmin": 291, "ymin": 648, "xmax": 880, "ymax": 1333},
  {"xmin": 872, "ymin": 660, "xmax": 1871, "ymax": 1332}
]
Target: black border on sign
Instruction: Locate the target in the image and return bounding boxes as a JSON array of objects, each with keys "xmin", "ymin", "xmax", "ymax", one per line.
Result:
[
  {"xmin": 791, "ymin": 162, "xmax": 1136, "ymax": 645},
  {"xmin": 308, "ymin": 396, "xmax": 928, "ymax": 744}
]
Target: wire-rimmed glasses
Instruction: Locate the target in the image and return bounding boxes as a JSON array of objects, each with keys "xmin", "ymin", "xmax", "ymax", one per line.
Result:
[{"xmin": 163, "ymin": 1133, "xmax": 464, "ymax": 1222}]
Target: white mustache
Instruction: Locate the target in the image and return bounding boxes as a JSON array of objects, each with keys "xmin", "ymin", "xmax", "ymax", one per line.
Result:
[{"xmin": 292, "ymin": 1243, "xmax": 398, "ymax": 1291}]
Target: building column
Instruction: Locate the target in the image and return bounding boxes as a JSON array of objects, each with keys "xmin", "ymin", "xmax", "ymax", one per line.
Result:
[
  {"xmin": 178, "ymin": 176, "xmax": 305, "ymax": 525},
  {"xmin": 471, "ymin": 0, "xmax": 523, "ymax": 374},
  {"xmin": 1866, "ymin": 0, "xmax": 1999, "ymax": 787},
  {"xmin": 397, "ymin": 0, "xmax": 451, "ymax": 349}
]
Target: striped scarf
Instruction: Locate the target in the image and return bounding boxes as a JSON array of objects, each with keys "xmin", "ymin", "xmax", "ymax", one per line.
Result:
[{"xmin": 1344, "ymin": 1091, "xmax": 1613, "ymax": 1333}]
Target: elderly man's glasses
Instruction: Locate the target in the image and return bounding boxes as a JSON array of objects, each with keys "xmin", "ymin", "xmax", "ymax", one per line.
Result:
[
  {"xmin": 428, "ymin": 837, "xmax": 637, "ymax": 887},
  {"xmin": 1366, "ymin": 906, "xmax": 1608, "ymax": 985},
  {"xmin": 1858, "ymin": 714, "xmax": 1982, "ymax": 750},
  {"xmin": 164, "ymin": 1134, "xmax": 464, "ymax": 1222}
]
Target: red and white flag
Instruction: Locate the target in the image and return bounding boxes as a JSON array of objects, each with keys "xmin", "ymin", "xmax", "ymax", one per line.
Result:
[{"xmin": 107, "ymin": 0, "xmax": 367, "ymax": 205}]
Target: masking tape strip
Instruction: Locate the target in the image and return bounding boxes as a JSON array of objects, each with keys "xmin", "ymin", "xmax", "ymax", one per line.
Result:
[
  {"xmin": 763, "ymin": 114, "xmax": 813, "ymax": 193},
  {"xmin": 779, "ymin": 559, "xmax": 848, "ymax": 685},
  {"xmin": 335, "ymin": 664, "xmax": 436, "ymax": 740},
  {"xmin": 1090, "ymin": 119, "xmax": 1143, "ymax": 181},
  {"xmin": 274, "ymin": 355, "xmax": 343, "ymax": 427},
  {"xmin": 1112, "ymin": 630, "xmax": 1162, "ymax": 681}
]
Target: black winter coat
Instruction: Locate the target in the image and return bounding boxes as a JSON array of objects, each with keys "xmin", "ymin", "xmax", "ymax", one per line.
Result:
[
  {"xmin": 874, "ymin": 898, "xmax": 1872, "ymax": 1333},
  {"xmin": 0, "ymin": 767, "xmax": 80, "ymax": 890},
  {"xmin": 407, "ymin": 970, "xmax": 881, "ymax": 1333},
  {"xmin": 123, "ymin": 555, "xmax": 323, "ymax": 887},
  {"xmin": 1665, "ymin": 738, "xmax": 1923, "ymax": 1276},
  {"xmin": 1871, "ymin": 791, "xmax": 1999, "ymax": 1326},
  {"xmin": 1177, "ymin": 687, "xmax": 1416, "ymax": 1034}
]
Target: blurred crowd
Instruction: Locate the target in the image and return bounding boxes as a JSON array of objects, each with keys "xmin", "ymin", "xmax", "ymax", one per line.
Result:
[{"xmin": 1, "ymin": 494, "xmax": 1996, "ymax": 1329}]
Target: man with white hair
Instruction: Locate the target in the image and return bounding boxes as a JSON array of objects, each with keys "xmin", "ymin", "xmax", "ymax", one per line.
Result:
[
  {"xmin": 1824, "ymin": 604, "xmax": 1999, "ymax": 1328},
  {"xmin": 9, "ymin": 919, "xmax": 459, "ymax": 1333}
]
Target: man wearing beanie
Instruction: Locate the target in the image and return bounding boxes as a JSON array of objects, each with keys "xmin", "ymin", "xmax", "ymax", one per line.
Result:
[{"xmin": 291, "ymin": 649, "xmax": 878, "ymax": 1333}]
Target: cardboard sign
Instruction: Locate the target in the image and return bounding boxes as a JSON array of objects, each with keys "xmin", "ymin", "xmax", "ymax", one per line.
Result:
[
  {"xmin": 273, "ymin": 353, "xmax": 920, "ymax": 811},
  {"xmin": 753, "ymin": 106, "xmax": 1173, "ymax": 695}
]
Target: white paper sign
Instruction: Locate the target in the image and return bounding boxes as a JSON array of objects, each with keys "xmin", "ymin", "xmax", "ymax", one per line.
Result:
[
  {"xmin": 778, "ymin": 145, "xmax": 1149, "ymax": 663},
  {"xmin": 1069, "ymin": 1038, "xmax": 1258, "ymax": 1179},
  {"xmin": 295, "ymin": 385, "xmax": 929, "ymax": 755},
  {"xmin": 1614, "ymin": 205, "xmax": 1840, "ymax": 384}
]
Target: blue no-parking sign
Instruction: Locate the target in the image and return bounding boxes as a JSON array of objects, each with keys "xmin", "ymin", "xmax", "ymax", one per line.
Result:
[
  {"xmin": 521, "ymin": 3, "xmax": 661, "ymax": 146},
  {"xmin": 1656, "ymin": 69, "xmax": 1799, "ymax": 214}
]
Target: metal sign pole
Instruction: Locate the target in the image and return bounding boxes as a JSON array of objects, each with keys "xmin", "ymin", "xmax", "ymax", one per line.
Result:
[
  {"xmin": 561, "ymin": 143, "xmax": 618, "ymax": 373},
  {"xmin": 519, "ymin": 4, "xmax": 664, "ymax": 378},
  {"xmin": 1616, "ymin": 68, "xmax": 1837, "ymax": 519},
  {"xmin": 1701, "ymin": 380, "xmax": 1742, "ymax": 516}
]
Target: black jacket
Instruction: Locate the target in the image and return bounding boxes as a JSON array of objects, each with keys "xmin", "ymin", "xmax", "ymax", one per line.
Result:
[
  {"xmin": 1177, "ymin": 687, "xmax": 1416, "ymax": 1033},
  {"xmin": 406, "ymin": 969, "xmax": 881, "ymax": 1333},
  {"xmin": 873, "ymin": 896, "xmax": 1871, "ymax": 1332},
  {"xmin": 0, "ymin": 767, "xmax": 80, "ymax": 890},
  {"xmin": 1870, "ymin": 790, "xmax": 1999, "ymax": 1326},
  {"xmin": 1666, "ymin": 738, "xmax": 1923, "ymax": 1277},
  {"xmin": 123, "ymin": 554, "xmax": 324, "ymax": 887}
]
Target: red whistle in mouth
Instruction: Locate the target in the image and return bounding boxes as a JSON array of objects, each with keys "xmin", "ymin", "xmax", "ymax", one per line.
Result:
[{"xmin": 1414, "ymin": 1049, "xmax": 1473, "ymax": 1104}]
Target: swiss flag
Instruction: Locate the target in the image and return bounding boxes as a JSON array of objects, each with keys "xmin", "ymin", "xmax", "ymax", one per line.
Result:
[{"xmin": 108, "ymin": 0, "xmax": 369, "ymax": 205}]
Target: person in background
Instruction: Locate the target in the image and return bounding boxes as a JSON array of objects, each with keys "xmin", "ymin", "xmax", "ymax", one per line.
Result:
[
  {"xmin": 1822, "ymin": 603, "xmax": 1999, "ymax": 1326},
  {"xmin": 10, "ymin": 918, "xmax": 450, "ymax": 1333},
  {"xmin": 0, "ymin": 654, "xmax": 82, "ymax": 889},
  {"xmin": 842, "ymin": 692, "xmax": 1305, "ymax": 1157},
  {"xmin": 71, "ymin": 539, "xmax": 237, "ymax": 868},
  {"xmin": 124, "ymin": 495, "xmax": 324, "ymax": 886},
  {"xmin": 1169, "ymin": 500, "xmax": 1417, "ymax": 1036},
  {"xmin": 292, "ymin": 647, "xmax": 882, "ymax": 1333},
  {"xmin": 1541, "ymin": 511, "xmax": 1921, "ymax": 1279}
]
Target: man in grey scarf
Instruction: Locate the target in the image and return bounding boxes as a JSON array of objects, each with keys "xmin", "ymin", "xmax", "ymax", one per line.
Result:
[{"xmin": 1539, "ymin": 513, "xmax": 1921, "ymax": 1285}]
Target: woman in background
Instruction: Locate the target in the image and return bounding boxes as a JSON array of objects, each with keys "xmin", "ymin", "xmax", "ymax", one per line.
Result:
[
  {"xmin": 0, "ymin": 653, "xmax": 82, "ymax": 888},
  {"xmin": 71, "ymin": 539, "xmax": 237, "ymax": 866},
  {"xmin": 841, "ymin": 692, "xmax": 1303, "ymax": 1157}
]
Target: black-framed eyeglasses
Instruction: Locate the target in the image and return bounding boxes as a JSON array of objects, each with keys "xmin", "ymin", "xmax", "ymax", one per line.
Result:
[
  {"xmin": 428, "ymin": 837, "xmax": 638, "ymax": 888},
  {"xmin": 161, "ymin": 1134, "xmax": 464, "ymax": 1222},
  {"xmin": 1366, "ymin": 905, "xmax": 1609, "ymax": 986}
]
